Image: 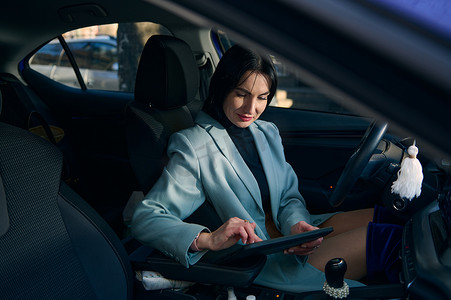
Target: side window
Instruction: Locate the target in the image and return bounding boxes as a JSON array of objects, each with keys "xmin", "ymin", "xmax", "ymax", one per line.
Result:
[
  {"xmin": 28, "ymin": 22, "xmax": 171, "ymax": 92},
  {"xmin": 29, "ymin": 41, "xmax": 81, "ymax": 89},
  {"xmin": 90, "ymin": 42, "xmax": 118, "ymax": 71},
  {"xmin": 29, "ymin": 42, "xmax": 63, "ymax": 66},
  {"xmin": 213, "ymin": 31, "xmax": 354, "ymax": 115},
  {"xmin": 66, "ymin": 42, "xmax": 91, "ymax": 68}
]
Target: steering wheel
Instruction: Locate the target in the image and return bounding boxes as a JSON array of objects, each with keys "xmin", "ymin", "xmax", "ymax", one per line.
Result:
[{"xmin": 329, "ymin": 121, "xmax": 388, "ymax": 207}]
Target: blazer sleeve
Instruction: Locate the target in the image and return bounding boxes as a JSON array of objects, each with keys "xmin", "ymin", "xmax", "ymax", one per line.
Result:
[
  {"xmin": 266, "ymin": 122, "xmax": 311, "ymax": 235},
  {"xmin": 131, "ymin": 131, "xmax": 210, "ymax": 267}
]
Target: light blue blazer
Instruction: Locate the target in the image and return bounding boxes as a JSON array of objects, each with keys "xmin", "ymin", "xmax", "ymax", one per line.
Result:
[{"xmin": 131, "ymin": 111, "xmax": 362, "ymax": 292}]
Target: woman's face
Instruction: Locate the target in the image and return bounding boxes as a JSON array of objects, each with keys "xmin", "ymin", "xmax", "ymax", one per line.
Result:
[{"xmin": 223, "ymin": 71, "xmax": 270, "ymax": 128}]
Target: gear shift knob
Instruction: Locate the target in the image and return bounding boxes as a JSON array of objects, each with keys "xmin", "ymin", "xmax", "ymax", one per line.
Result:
[
  {"xmin": 323, "ymin": 258, "xmax": 349, "ymax": 298},
  {"xmin": 325, "ymin": 258, "xmax": 347, "ymax": 288}
]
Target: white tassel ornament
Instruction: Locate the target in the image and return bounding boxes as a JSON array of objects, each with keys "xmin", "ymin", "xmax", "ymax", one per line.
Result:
[{"xmin": 391, "ymin": 143, "xmax": 423, "ymax": 200}]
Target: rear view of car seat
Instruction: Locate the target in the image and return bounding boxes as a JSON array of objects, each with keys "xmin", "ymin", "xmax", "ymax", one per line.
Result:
[
  {"xmin": 0, "ymin": 90, "xmax": 134, "ymax": 299},
  {"xmin": 126, "ymin": 35, "xmax": 202, "ymax": 194},
  {"xmin": 125, "ymin": 35, "xmax": 222, "ymax": 230}
]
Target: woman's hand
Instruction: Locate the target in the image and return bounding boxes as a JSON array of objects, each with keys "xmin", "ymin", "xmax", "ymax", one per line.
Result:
[
  {"xmin": 196, "ymin": 217, "xmax": 262, "ymax": 251},
  {"xmin": 284, "ymin": 221, "xmax": 323, "ymax": 256}
]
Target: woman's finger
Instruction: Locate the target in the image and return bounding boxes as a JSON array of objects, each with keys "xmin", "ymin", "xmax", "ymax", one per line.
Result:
[
  {"xmin": 237, "ymin": 225, "xmax": 250, "ymax": 244},
  {"xmin": 301, "ymin": 237, "xmax": 323, "ymax": 249},
  {"xmin": 243, "ymin": 220, "xmax": 262, "ymax": 243},
  {"xmin": 208, "ymin": 217, "xmax": 262, "ymax": 250},
  {"xmin": 284, "ymin": 239, "xmax": 322, "ymax": 255}
]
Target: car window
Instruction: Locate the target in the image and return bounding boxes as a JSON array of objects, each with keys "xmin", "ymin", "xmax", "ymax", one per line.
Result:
[
  {"xmin": 29, "ymin": 42, "xmax": 63, "ymax": 65},
  {"xmin": 213, "ymin": 30, "xmax": 354, "ymax": 115},
  {"xmin": 28, "ymin": 22, "xmax": 172, "ymax": 92},
  {"xmin": 64, "ymin": 42, "xmax": 90, "ymax": 68},
  {"xmin": 90, "ymin": 42, "xmax": 118, "ymax": 71},
  {"xmin": 29, "ymin": 40, "xmax": 81, "ymax": 89}
]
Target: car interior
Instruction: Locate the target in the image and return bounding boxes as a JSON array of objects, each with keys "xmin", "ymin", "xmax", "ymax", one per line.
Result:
[{"xmin": 1, "ymin": 0, "xmax": 451, "ymax": 299}]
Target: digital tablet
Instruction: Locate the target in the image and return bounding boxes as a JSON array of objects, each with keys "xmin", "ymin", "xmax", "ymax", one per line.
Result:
[{"xmin": 202, "ymin": 226, "xmax": 333, "ymax": 264}]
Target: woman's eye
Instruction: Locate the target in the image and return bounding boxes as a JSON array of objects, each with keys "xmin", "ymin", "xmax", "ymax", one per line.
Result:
[
  {"xmin": 258, "ymin": 96, "xmax": 268, "ymax": 100},
  {"xmin": 236, "ymin": 93, "xmax": 246, "ymax": 98}
]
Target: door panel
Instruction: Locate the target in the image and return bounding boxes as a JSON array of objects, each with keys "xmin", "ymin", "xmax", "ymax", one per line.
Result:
[
  {"xmin": 22, "ymin": 68, "xmax": 137, "ymax": 234},
  {"xmin": 262, "ymin": 107, "xmax": 376, "ymax": 213}
]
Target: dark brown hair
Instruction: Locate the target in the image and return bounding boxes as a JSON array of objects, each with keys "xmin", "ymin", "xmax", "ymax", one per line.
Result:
[{"xmin": 203, "ymin": 44, "xmax": 278, "ymax": 121}]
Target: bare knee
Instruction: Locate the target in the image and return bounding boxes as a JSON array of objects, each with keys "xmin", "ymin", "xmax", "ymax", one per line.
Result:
[
  {"xmin": 307, "ymin": 226, "xmax": 368, "ymax": 280},
  {"xmin": 320, "ymin": 208, "xmax": 373, "ymax": 238}
]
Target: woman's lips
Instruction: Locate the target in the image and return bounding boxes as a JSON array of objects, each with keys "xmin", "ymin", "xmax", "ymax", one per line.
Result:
[{"xmin": 238, "ymin": 114, "xmax": 253, "ymax": 122}]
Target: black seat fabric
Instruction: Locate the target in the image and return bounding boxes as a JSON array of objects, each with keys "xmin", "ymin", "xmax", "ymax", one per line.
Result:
[
  {"xmin": 126, "ymin": 35, "xmax": 224, "ymax": 230},
  {"xmin": 0, "ymin": 90, "xmax": 133, "ymax": 299},
  {"xmin": 0, "ymin": 72, "xmax": 80, "ymax": 186},
  {"xmin": 126, "ymin": 35, "xmax": 201, "ymax": 194}
]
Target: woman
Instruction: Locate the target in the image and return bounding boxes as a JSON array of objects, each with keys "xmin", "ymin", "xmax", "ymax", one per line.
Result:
[{"xmin": 131, "ymin": 45, "xmax": 401, "ymax": 292}]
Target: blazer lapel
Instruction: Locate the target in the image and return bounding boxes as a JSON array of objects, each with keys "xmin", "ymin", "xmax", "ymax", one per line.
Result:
[
  {"xmin": 197, "ymin": 113, "xmax": 263, "ymax": 210},
  {"xmin": 250, "ymin": 124, "xmax": 279, "ymax": 215}
]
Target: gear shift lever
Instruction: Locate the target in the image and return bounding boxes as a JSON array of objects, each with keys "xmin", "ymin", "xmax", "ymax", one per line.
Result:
[{"xmin": 323, "ymin": 258, "xmax": 350, "ymax": 299}]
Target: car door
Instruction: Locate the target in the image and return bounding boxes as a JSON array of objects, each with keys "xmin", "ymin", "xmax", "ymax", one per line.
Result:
[
  {"xmin": 22, "ymin": 23, "xmax": 172, "ymax": 234},
  {"xmin": 262, "ymin": 106, "xmax": 378, "ymax": 214},
  {"xmin": 21, "ymin": 64, "xmax": 135, "ymax": 233}
]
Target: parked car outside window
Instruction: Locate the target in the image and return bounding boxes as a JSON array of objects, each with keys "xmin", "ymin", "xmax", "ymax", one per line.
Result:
[
  {"xmin": 30, "ymin": 36, "xmax": 117, "ymax": 90},
  {"xmin": 29, "ymin": 22, "xmax": 171, "ymax": 92}
]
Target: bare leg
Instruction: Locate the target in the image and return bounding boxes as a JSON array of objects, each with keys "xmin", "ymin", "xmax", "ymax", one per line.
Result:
[
  {"xmin": 308, "ymin": 226, "xmax": 368, "ymax": 280},
  {"xmin": 306, "ymin": 208, "xmax": 374, "ymax": 280},
  {"xmin": 319, "ymin": 208, "xmax": 373, "ymax": 238}
]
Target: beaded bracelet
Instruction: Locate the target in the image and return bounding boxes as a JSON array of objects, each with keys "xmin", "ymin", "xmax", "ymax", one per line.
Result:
[{"xmin": 322, "ymin": 281, "xmax": 349, "ymax": 299}]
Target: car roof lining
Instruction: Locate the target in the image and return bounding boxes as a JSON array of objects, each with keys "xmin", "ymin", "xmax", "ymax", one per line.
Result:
[{"xmin": 0, "ymin": 0, "xmax": 195, "ymax": 73}]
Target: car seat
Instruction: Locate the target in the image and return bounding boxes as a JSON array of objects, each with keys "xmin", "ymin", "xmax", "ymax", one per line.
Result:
[
  {"xmin": 0, "ymin": 73, "xmax": 80, "ymax": 185},
  {"xmin": 125, "ymin": 35, "xmax": 221, "ymax": 230},
  {"xmin": 126, "ymin": 35, "xmax": 202, "ymax": 194},
  {"xmin": 0, "ymin": 89, "xmax": 134, "ymax": 299}
]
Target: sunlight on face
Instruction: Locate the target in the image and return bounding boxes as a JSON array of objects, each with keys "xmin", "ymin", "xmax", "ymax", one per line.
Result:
[{"xmin": 223, "ymin": 71, "xmax": 270, "ymax": 128}]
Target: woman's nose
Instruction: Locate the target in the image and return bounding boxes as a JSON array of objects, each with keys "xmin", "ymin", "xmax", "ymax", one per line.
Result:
[{"xmin": 243, "ymin": 97, "xmax": 257, "ymax": 113}]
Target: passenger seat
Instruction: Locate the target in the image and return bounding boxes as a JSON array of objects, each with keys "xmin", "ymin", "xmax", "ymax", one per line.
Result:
[
  {"xmin": 125, "ymin": 35, "xmax": 222, "ymax": 230},
  {"xmin": 125, "ymin": 35, "xmax": 202, "ymax": 194}
]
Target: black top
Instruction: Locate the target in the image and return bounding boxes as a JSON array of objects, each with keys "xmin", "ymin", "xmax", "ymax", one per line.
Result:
[{"xmin": 219, "ymin": 115, "xmax": 271, "ymax": 212}]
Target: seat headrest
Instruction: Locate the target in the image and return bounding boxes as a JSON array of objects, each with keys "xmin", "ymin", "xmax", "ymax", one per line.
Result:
[{"xmin": 134, "ymin": 35, "xmax": 200, "ymax": 110}]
